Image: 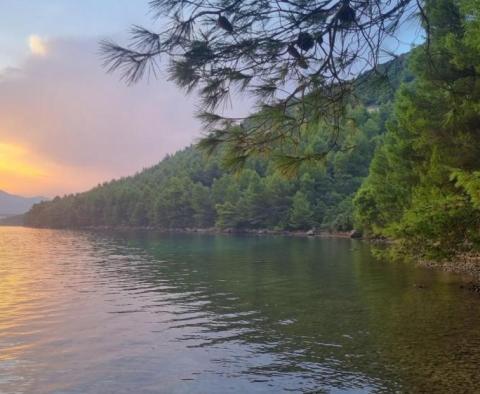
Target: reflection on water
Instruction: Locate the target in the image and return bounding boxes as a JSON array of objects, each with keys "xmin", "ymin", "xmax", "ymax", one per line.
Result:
[{"xmin": 0, "ymin": 227, "xmax": 479, "ymax": 393}]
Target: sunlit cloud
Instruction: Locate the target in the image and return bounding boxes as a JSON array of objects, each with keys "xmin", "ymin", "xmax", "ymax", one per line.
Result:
[{"xmin": 28, "ymin": 35, "xmax": 47, "ymax": 56}]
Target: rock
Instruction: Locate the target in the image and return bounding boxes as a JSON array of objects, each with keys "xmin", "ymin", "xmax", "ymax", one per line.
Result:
[
  {"xmin": 458, "ymin": 282, "xmax": 480, "ymax": 294},
  {"xmin": 349, "ymin": 229, "xmax": 362, "ymax": 239},
  {"xmin": 467, "ymin": 283, "xmax": 480, "ymax": 293},
  {"xmin": 414, "ymin": 283, "xmax": 427, "ymax": 289}
]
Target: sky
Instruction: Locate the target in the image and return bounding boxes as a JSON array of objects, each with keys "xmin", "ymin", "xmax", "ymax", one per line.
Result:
[
  {"xmin": 0, "ymin": 1, "xmax": 421, "ymax": 198},
  {"xmin": 0, "ymin": 0, "xmax": 204, "ymax": 197}
]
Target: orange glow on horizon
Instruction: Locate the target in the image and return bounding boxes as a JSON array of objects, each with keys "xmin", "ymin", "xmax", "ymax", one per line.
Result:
[
  {"xmin": 0, "ymin": 143, "xmax": 47, "ymax": 179},
  {"xmin": 0, "ymin": 141, "xmax": 110, "ymax": 197},
  {"xmin": 0, "ymin": 142, "xmax": 50, "ymax": 196}
]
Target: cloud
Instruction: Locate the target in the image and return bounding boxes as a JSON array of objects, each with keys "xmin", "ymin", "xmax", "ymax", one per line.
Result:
[
  {"xmin": 0, "ymin": 37, "xmax": 202, "ymax": 196},
  {"xmin": 28, "ymin": 35, "xmax": 47, "ymax": 56}
]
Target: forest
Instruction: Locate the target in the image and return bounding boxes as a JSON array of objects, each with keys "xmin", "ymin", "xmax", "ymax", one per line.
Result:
[{"xmin": 26, "ymin": 0, "xmax": 480, "ymax": 262}]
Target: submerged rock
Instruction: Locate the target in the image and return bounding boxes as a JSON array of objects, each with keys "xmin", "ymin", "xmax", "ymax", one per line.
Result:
[{"xmin": 460, "ymin": 282, "xmax": 480, "ymax": 294}]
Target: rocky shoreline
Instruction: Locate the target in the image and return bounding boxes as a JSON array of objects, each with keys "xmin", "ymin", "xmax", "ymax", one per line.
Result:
[{"xmin": 418, "ymin": 254, "xmax": 480, "ymax": 289}]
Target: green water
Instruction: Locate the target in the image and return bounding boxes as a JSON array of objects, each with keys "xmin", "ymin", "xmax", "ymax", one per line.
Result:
[{"xmin": 0, "ymin": 227, "xmax": 479, "ymax": 393}]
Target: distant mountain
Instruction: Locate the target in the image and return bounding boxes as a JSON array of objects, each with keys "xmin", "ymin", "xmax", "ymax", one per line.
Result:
[{"xmin": 0, "ymin": 190, "xmax": 47, "ymax": 217}]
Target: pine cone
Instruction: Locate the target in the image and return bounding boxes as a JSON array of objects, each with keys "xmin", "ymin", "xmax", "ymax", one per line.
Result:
[
  {"xmin": 288, "ymin": 45, "xmax": 308, "ymax": 69},
  {"xmin": 298, "ymin": 58, "xmax": 309, "ymax": 69},
  {"xmin": 217, "ymin": 15, "xmax": 233, "ymax": 33},
  {"xmin": 296, "ymin": 32, "xmax": 314, "ymax": 52},
  {"xmin": 287, "ymin": 44, "xmax": 302, "ymax": 60},
  {"xmin": 337, "ymin": 2, "xmax": 356, "ymax": 27}
]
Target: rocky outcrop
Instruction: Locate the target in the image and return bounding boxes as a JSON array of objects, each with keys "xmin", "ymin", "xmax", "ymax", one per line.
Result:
[{"xmin": 349, "ymin": 229, "xmax": 362, "ymax": 239}]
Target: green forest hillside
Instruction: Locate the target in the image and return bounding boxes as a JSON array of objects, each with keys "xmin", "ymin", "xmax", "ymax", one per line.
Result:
[
  {"xmin": 354, "ymin": 0, "xmax": 480, "ymax": 259},
  {"xmin": 25, "ymin": 57, "xmax": 407, "ymax": 232}
]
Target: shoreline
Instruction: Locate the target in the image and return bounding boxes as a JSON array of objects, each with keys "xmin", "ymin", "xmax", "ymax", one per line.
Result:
[
  {"xmin": 79, "ymin": 225, "xmax": 362, "ymax": 239},
  {"xmin": 418, "ymin": 255, "xmax": 480, "ymax": 290}
]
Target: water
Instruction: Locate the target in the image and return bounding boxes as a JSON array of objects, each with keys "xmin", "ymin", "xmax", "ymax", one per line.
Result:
[{"xmin": 1, "ymin": 227, "xmax": 479, "ymax": 393}]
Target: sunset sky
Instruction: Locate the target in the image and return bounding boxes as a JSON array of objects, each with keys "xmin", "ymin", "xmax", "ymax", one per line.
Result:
[
  {"xmin": 0, "ymin": 1, "xmax": 204, "ymax": 197},
  {"xmin": 0, "ymin": 1, "xmax": 419, "ymax": 198}
]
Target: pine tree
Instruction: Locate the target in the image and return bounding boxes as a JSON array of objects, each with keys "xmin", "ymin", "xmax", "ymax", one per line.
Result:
[
  {"xmin": 354, "ymin": 0, "xmax": 480, "ymax": 258},
  {"xmin": 289, "ymin": 192, "xmax": 314, "ymax": 230}
]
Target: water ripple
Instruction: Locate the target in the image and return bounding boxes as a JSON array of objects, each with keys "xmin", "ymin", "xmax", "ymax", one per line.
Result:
[{"xmin": 1, "ymin": 228, "xmax": 480, "ymax": 393}]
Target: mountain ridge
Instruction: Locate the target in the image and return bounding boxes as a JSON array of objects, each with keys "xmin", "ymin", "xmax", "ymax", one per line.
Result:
[{"xmin": 0, "ymin": 190, "xmax": 47, "ymax": 217}]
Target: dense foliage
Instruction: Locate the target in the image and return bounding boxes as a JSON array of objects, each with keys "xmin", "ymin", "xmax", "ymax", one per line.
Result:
[
  {"xmin": 354, "ymin": 0, "xmax": 480, "ymax": 259},
  {"xmin": 26, "ymin": 102, "xmax": 390, "ymax": 231}
]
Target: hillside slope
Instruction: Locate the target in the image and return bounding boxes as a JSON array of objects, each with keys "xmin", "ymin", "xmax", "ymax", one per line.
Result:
[{"xmin": 0, "ymin": 190, "xmax": 46, "ymax": 217}]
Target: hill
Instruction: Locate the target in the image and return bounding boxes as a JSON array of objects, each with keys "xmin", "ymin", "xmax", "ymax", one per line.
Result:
[
  {"xmin": 0, "ymin": 190, "xmax": 47, "ymax": 217},
  {"xmin": 0, "ymin": 214, "xmax": 25, "ymax": 226}
]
